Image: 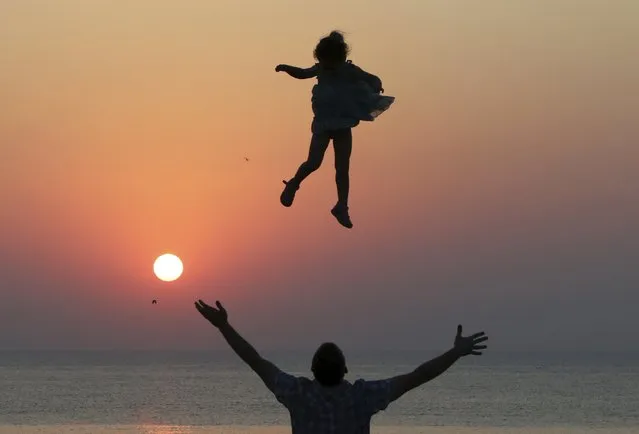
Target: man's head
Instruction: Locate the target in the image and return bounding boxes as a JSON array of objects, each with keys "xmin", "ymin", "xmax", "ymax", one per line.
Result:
[{"xmin": 311, "ymin": 342, "xmax": 348, "ymax": 386}]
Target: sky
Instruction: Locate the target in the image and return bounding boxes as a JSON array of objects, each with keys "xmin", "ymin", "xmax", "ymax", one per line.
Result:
[{"xmin": 1, "ymin": 0, "xmax": 638, "ymax": 353}]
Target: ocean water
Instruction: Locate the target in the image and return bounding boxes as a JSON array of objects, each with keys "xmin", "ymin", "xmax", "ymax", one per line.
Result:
[{"xmin": 1, "ymin": 350, "xmax": 638, "ymax": 433}]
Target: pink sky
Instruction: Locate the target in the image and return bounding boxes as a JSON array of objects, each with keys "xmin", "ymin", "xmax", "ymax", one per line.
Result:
[{"xmin": 1, "ymin": 0, "xmax": 638, "ymax": 351}]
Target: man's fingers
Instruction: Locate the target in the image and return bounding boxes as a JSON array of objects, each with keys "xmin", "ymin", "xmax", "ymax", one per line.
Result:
[
  {"xmin": 457, "ymin": 324, "xmax": 462, "ymax": 337},
  {"xmin": 471, "ymin": 332, "xmax": 485, "ymax": 339},
  {"xmin": 470, "ymin": 350, "xmax": 483, "ymax": 356},
  {"xmin": 197, "ymin": 299, "xmax": 209, "ymax": 308},
  {"xmin": 196, "ymin": 300, "xmax": 217, "ymax": 314},
  {"xmin": 473, "ymin": 336, "xmax": 489, "ymax": 344},
  {"xmin": 215, "ymin": 300, "xmax": 225, "ymax": 312},
  {"xmin": 473, "ymin": 345, "xmax": 487, "ymax": 350}
]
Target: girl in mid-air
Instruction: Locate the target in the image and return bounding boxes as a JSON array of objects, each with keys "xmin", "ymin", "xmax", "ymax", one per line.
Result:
[{"xmin": 275, "ymin": 31, "xmax": 394, "ymax": 229}]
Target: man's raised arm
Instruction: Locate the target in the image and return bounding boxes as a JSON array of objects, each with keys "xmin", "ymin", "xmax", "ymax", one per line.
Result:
[
  {"xmin": 195, "ymin": 300, "xmax": 280, "ymax": 392},
  {"xmin": 386, "ymin": 325, "xmax": 488, "ymax": 402}
]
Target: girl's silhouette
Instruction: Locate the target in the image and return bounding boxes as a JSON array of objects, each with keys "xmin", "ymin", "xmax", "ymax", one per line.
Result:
[{"xmin": 276, "ymin": 31, "xmax": 394, "ymax": 228}]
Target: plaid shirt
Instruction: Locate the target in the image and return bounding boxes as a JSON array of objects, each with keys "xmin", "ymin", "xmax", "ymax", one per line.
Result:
[{"xmin": 272, "ymin": 370, "xmax": 393, "ymax": 434}]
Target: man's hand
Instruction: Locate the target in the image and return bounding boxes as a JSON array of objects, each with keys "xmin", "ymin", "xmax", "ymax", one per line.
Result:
[
  {"xmin": 453, "ymin": 325, "xmax": 488, "ymax": 357},
  {"xmin": 195, "ymin": 299, "xmax": 228, "ymax": 328},
  {"xmin": 386, "ymin": 324, "xmax": 488, "ymax": 402},
  {"xmin": 195, "ymin": 299, "xmax": 282, "ymax": 392},
  {"xmin": 275, "ymin": 64, "xmax": 287, "ymax": 72}
]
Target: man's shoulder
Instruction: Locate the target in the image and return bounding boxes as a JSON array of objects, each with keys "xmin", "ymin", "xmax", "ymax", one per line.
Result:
[
  {"xmin": 351, "ymin": 378, "xmax": 392, "ymax": 392},
  {"xmin": 351, "ymin": 378, "xmax": 384, "ymax": 384},
  {"xmin": 277, "ymin": 372, "xmax": 314, "ymax": 388},
  {"xmin": 297, "ymin": 375, "xmax": 314, "ymax": 385},
  {"xmin": 277, "ymin": 371, "xmax": 311, "ymax": 381}
]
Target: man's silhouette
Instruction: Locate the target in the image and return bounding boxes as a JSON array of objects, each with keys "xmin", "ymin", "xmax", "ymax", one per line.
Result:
[{"xmin": 195, "ymin": 299, "xmax": 488, "ymax": 434}]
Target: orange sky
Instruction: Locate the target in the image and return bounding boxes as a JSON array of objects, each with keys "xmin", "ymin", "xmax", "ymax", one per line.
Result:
[{"xmin": 1, "ymin": 0, "xmax": 638, "ymax": 351}]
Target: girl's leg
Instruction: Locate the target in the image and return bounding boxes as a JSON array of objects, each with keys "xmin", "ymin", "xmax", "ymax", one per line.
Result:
[
  {"xmin": 280, "ymin": 132, "xmax": 331, "ymax": 207},
  {"xmin": 292, "ymin": 132, "xmax": 331, "ymax": 183},
  {"xmin": 332, "ymin": 128, "xmax": 353, "ymax": 208},
  {"xmin": 330, "ymin": 128, "xmax": 353, "ymax": 228}
]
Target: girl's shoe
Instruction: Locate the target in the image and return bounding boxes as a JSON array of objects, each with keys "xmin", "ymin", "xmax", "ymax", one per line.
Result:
[
  {"xmin": 280, "ymin": 180, "xmax": 299, "ymax": 207},
  {"xmin": 331, "ymin": 205, "xmax": 353, "ymax": 229}
]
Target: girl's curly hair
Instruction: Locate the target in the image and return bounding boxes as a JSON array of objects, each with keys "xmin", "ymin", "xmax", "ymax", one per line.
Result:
[{"xmin": 314, "ymin": 30, "xmax": 350, "ymax": 64}]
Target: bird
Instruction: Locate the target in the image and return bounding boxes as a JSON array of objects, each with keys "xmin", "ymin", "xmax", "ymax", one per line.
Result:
[
  {"xmin": 152, "ymin": 299, "xmax": 157, "ymax": 305},
  {"xmin": 244, "ymin": 156, "xmax": 250, "ymax": 162}
]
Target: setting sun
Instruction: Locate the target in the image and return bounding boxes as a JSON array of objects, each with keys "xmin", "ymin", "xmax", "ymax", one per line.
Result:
[{"xmin": 153, "ymin": 254, "xmax": 184, "ymax": 282}]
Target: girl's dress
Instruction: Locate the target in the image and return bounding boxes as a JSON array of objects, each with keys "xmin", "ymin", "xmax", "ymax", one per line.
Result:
[{"xmin": 310, "ymin": 61, "xmax": 395, "ymax": 134}]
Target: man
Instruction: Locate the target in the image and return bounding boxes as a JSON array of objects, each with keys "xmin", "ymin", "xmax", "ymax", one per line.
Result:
[{"xmin": 195, "ymin": 299, "xmax": 488, "ymax": 434}]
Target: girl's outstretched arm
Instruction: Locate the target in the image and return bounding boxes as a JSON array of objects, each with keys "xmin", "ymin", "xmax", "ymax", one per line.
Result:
[{"xmin": 275, "ymin": 64, "xmax": 319, "ymax": 79}]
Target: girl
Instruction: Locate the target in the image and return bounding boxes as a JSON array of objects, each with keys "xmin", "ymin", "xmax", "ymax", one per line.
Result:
[{"xmin": 276, "ymin": 31, "xmax": 394, "ymax": 229}]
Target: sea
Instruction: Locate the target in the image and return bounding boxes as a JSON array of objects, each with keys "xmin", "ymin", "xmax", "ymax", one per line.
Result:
[{"xmin": 1, "ymin": 350, "xmax": 638, "ymax": 434}]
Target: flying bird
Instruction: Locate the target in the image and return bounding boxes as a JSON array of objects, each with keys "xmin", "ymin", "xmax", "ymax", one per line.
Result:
[
  {"xmin": 152, "ymin": 299, "xmax": 157, "ymax": 305},
  {"xmin": 244, "ymin": 157, "xmax": 250, "ymax": 162}
]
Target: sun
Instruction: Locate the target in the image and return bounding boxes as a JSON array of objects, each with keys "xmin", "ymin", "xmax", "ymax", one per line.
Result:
[{"xmin": 153, "ymin": 253, "xmax": 184, "ymax": 282}]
